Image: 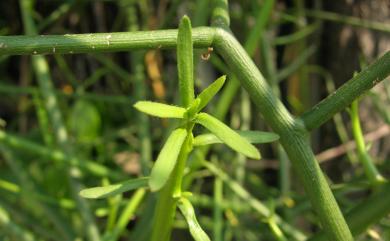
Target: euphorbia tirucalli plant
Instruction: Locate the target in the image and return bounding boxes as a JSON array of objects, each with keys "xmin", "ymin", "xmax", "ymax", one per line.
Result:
[{"xmin": 80, "ymin": 16, "xmax": 278, "ymax": 241}]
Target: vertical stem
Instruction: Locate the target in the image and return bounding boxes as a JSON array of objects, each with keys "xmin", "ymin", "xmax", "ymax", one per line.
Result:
[
  {"xmin": 151, "ymin": 16, "xmax": 196, "ymax": 241},
  {"xmin": 150, "ymin": 134, "xmax": 192, "ymax": 241},
  {"xmin": 213, "ymin": 177, "xmax": 224, "ymax": 241},
  {"xmin": 214, "ymin": 29, "xmax": 353, "ymax": 241},
  {"xmin": 19, "ymin": 1, "xmax": 101, "ymax": 240},
  {"xmin": 211, "ymin": 0, "xmax": 230, "ymax": 29},
  {"xmin": 350, "ymin": 100, "xmax": 385, "ymax": 185},
  {"xmin": 125, "ymin": 2, "xmax": 152, "ymax": 176}
]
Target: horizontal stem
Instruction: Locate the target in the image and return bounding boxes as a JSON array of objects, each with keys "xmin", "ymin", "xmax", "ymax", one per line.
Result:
[
  {"xmin": 305, "ymin": 9, "xmax": 390, "ymax": 33},
  {"xmin": 300, "ymin": 51, "xmax": 390, "ymax": 131},
  {"xmin": 0, "ymin": 28, "xmax": 215, "ymax": 56}
]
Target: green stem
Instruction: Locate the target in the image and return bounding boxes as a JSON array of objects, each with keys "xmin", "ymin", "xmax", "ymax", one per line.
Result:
[
  {"xmin": 19, "ymin": 1, "xmax": 101, "ymax": 240},
  {"xmin": 0, "ymin": 130, "xmax": 121, "ymax": 179},
  {"xmin": 204, "ymin": 161, "xmax": 306, "ymax": 240},
  {"xmin": 308, "ymin": 182, "xmax": 390, "ymax": 241},
  {"xmin": 300, "ymin": 51, "xmax": 390, "ymax": 131},
  {"xmin": 0, "ymin": 28, "xmax": 215, "ymax": 55},
  {"xmin": 151, "ymin": 16, "xmax": 196, "ymax": 241},
  {"xmin": 150, "ymin": 134, "xmax": 193, "ymax": 241},
  {"xmin": 2, "ymin": 13, "xmax": 390, "ymax": 241},
  {"xmin": 350, "ymin": 100, "xmax": 385, "ymax": 185},
  {"xmin": 104, "ymin": 188, "xmax": 146, "ymax": 241},
  {"xmin": 213, "ymin": 177, "xmax": 223, "ymax": 241},
  {"xmin": 213, "ymin": 28, "xmax": 353, "ymax": 241},
  {"xmin": 305, "ymin": 9, "xmax": 390, "ymax": 33},
  {"xmin": 211, "ymin": 0, "xmax": 230, "ymax": 29}
]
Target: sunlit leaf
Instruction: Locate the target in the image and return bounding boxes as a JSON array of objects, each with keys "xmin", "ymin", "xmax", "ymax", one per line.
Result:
[
  {"xmin": 195, "ymin": 113, "xmax": 260, "ymax": 159},
  {"xmin": 149, "ymin": 128, "xmax": 188, "ymax": 191},
  {"xmin": 196, "ymin": 75, "xmax": 226, "ymax": 112},
  {"xmin": 79, "ymin": 177, "xmax": 149, "ymax": 199},
  {"xmin": 193, "ymin": 130, "xmax": 279, "ymax": 146},
  {"xmin": 134, "ymin": 101, "xmax": 185, "ymax": 118},
  {"xmin": 178, "ymin": 197, "xmax": 211, "ymax": 241}
]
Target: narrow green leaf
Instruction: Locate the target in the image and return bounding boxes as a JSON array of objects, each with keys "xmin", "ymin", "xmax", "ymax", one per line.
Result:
[
  {"xmin": 195, "ymin": 113, "xmax": 261, "ymax": 159},
  {"xmin": 178, "ymin": 197, "xmax": 211, "ymax": 241},
  {"xmin": 149, "ymin": 128, "xmax": 188, "ymax": 191},
  {"xmin": 177, "ymin": 15, "xmax": 194, "ymax": 107},
  {"xmin": 79, "ymin": 177, "xmax": 149, "ymax": 199},
  {"xmin": 193, "ymin": 130, "xmax": 279, "ymax": 146},
  {"xmin": 196, "ymin": 75, "xmax": 226, "ymax": 112},
  {"xmin": 134, "ymin": 101, "xmax": 185, "ymax": 118}
]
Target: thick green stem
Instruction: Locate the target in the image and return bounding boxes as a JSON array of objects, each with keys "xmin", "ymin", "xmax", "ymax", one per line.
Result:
[
  {"xmin": 300, "ymin": 51, "xmax": 390, "ymax": 131},
  {"xmin": 308, "ymin": 182, "xmax": 390, "ymax": 241},
  {"xmin": 0, "ymin": 28, "xmax": 214, "ymax": 56},
  {"xmin": 211, "ymin": 0, "xmax": 230, "ymax": 29},
  {"xmin": 213, "ymin": 28, "xmax": 353, "ymax": 241}
]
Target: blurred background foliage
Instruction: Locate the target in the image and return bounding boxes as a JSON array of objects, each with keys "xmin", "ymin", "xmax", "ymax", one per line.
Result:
[{"xmin": 0, "ymin": 0, "xmax": 390, "ymax": 240}]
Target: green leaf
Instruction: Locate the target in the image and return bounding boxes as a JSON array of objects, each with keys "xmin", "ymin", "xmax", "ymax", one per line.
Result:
[
  {"xmin": 178, "ymin": 197, "xmax": 211, "ymax": 241},
  {"xmin": 149, "ymin": 128, "xmax": 188, "ymax": 191},
  {"xmin": 195, "ymin": 113, "xmax": 261, "ymax": 159},
  {"xmin": 196, "ymin": 75, "xmax": 226, "ymax": 112},
  {"xmin": 177, "ymin": 15, "xmax": 194, "ymax": 107},
  {"xmin": 134, "ymin": 101, "xmax": 185, "ymax": 118},
  {"xmin": 79, "ymin": 177, "xmax": 149, "ymax": 199},
  {"xmin": 193, "ymin": 130, "xmax": 279, "ymax": 146}
]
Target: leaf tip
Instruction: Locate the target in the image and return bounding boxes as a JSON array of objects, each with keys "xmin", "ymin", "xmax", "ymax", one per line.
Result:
[
  {"xmin": 133, "ymin": 101, "xmax": 142, "ymax": 110},
  {"xmin": 251, "ymin": 149, "xmax": 261, "ymax": 160}
]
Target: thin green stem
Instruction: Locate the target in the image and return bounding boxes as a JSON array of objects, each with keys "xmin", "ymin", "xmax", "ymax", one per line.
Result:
[
  {"xmin": 19, "ymin": 1, "xmax": 101, "ymax": 240},
  {"xmin": 0, "ymin": 205, "xmax": 36, "ymax": 241},
  {"xmin": 104, "ymin": 188, "xmax": 146, "ymax": 241},
  {"xmin": 350, "ymin": 100, "xmax": 385, "ymax": 185},
  {"xmin": 300, "ymin": 51, "xmax": 390, "ymax": 131},
  {"xmin": 213, "ymin": 177, "xmax": 223, "ymax": 241},
  {"xmin": 0, "ymin": 83, "xmax": 134, "ymax": 104},
  {"xmin": 0, "ymin": 130, "xmax": 122, "ymax": 179},
  {"xmin": 203, "ymin": 161, "xmax": 306, "ymax": 241},
  {"xmin": 305, "ymin": 9, "xmax": 390, "ymax": 34},
  {"xmin": 0, "ymin": 146, "xmax": 75, "ymax": 240}
]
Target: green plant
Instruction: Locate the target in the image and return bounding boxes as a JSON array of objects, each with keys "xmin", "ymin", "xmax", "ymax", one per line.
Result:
[
  {"xmin": 1, "ymin": 0, "xmax": 390, "ymax": 240},
  {"xmin": 81, "ymin": 16, "xmax": 278, "ymax": 241}
]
